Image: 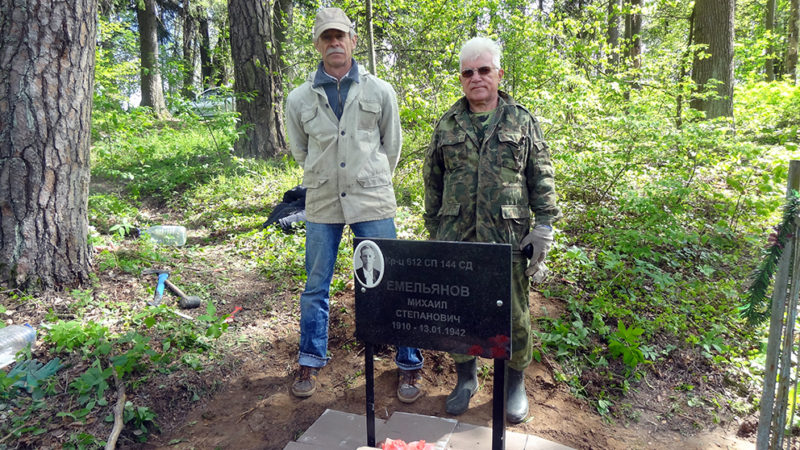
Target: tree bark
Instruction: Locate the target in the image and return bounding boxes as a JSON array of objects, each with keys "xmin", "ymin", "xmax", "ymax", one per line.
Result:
[
  {"xmin": 273, "ymin": 0, "xmax": 292, "ymax": 69},
  {"xmin": 0, "ymin": 0, "xmax": 96, "ymax": 291},
  {"xmin": 676, "ymin": 7, "xmax": 696, "ymax": 128},
  {"xmin": 182, "ymin": 0, "xmax": 198, "ymax": 98},
  {"xmin": 199, "ymin": 18, "xmax": 214, "ymax": 88},
  {"xmin": 766, "ymin": 0, "xmax": 776, "ymax": 81},
  {"xmin": 137, "ymin": 0, "xmax": 168, "ymax": 117},
  {"xmin": 366, "ymin": 0, "xmax": 377, "ymax": 74},
  {"xmin": 229, "ymin": 0, "xmax": 286, "ymax": 158},
  {"xmin": 690, "ymin": 0, "xmax": 735, "ymax": 119},
  {"xmin": 212, "ymin": 11, "xmax": 231, "ymax": 87},
  {"xmin": 787, "ymin": 0, "xmax": 800, "ymax": 83},
  {"xmin": 607, "ymin": 0, "xmax": 621, "ymax": 68},
  {"xmin": 624, "ymin": 0, "xmax": 642, "ymax": 70}
]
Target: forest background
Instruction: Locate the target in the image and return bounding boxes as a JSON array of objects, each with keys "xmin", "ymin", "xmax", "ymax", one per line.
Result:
[{"xmin": 1, "ymin": 0, "xmax": 800, "ymax": 447}]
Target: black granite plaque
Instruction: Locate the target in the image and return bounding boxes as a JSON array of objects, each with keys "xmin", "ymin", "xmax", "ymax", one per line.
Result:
[{"xmin": 354, "ymin": 238, "xmax": 512, "ymax": 359}]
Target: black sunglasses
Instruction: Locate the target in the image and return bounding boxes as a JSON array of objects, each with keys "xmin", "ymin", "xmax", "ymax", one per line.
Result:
[{"xmin": 460, "ymin": 66, "xmax": 494, "ymax": 78}]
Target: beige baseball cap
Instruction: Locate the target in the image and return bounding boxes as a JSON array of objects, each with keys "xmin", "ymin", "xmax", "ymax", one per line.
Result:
[{"xmin": 313, "ymin": 8, "xmax": 353, "ymax": 41}]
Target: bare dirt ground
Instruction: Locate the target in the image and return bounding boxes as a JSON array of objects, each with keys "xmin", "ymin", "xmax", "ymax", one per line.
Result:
[
  {"xmin": 3, "ymin": 215, "xmax": 759, "ymax": 450},
  {"xmin": 130, "ymin": 237, "xmax": 755, "ymax": 450}
]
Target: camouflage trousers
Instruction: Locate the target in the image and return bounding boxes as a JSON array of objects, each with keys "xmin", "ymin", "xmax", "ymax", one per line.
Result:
[{"xmin": 452, "ymin": 258, "xmax": 532, "ymax": 371}]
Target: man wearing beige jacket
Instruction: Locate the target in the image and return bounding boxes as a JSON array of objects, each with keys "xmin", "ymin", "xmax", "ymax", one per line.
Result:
[{"xmin": 284, "ymin": 7, "xmax": 424, "ymax": 402}]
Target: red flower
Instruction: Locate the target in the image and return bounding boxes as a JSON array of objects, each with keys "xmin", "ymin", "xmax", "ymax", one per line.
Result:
[
  {"xmin": 467, "ymin": 345, "xmax": 483, "ymax": 356},
  {"xmin": 382, "ymin": 438, "xmax": 434, "ymax": 450},
  {"xmin": 490, "ymin": 346, "xmax": 508, "ymax": 359},
  {"xmin": 489, "ymin": 334, "xmax": 510, "ymax": 346},
  {"xmin": 488, "ymin": 335, "xmax": 510, "ymax": 359}
]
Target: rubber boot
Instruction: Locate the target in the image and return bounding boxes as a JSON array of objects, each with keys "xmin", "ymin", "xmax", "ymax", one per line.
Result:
[
  {"xmin": 505, "ymin": 367, "xmax": 529, "ymax": 423},
  {"xmin": 446, "ymin": 359, "xmax": 478, "ymax": 415}
]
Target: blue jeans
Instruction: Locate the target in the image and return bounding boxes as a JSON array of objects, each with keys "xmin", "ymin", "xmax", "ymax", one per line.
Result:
[{"xmin": 298, "ymin": 218, "xmax": 424, "ymax": 371}]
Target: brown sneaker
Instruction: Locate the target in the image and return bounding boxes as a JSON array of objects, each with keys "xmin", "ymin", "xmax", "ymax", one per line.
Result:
[
  {"xmin": 397, "ymin": 369, "xmax": 423, "ymax": 403},
  {"xmin": 291, "ymin": 366, "xmax": 319, "ymax": 398}
]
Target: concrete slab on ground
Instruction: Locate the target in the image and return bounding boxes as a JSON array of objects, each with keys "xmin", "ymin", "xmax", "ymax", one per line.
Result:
[
  {"xmin": 295, "ymin": 409, "xmax": 387, "ymax": 449},
  {"xmin": 283, "ymin": 409, "xmax": 574, "ymax": 450}
]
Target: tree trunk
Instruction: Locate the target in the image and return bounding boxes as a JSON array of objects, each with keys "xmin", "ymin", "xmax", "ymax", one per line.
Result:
[
  {"xmin": 676, "ymin": 7, "xmax": 696, "ymax": 128},
  {"xmin": 212, "ymin": 12, "xmax": 232, "ymax": 87},
  {"xmin": 766, "ymin": 0, "xmax": 776, "ymax": 81},
  {"xmin": 199, "ymin": 18, "xmax": 214, "ymax": 88},
  {"xmin": 787, "ymin": 0, "xmax": 799, "ymax": 83},
  {"xmin": 229, "ymin": 0, "xmax": 286, "ymax": 158},
  {"xmin": 366, "ymin": 0, "xmax": 377, "ymax": 74},
  {"xmin": 182, "ymin": 0, "xmax": 198, "ymax": 98},
  {"xmin": 273, "ymin": 0, "xmax": 292, "ymax": 69},
  {"xmin": 607, "ymin": 0, "xmax": 621, "ymax": 68},
  {"xmin": 690, "ymin": 0, "xmax": 735, "ymax": 119},
  {"xmin": 0, "ymin": 0, "xmax": 96, "ymax": 291},
  {"xmin": 137, "ymin": 0, "xmax": 168, "ymax": 117},
  {"xmin": 624, "ymin": 0, "xmax": 642, "ymax": 70}
]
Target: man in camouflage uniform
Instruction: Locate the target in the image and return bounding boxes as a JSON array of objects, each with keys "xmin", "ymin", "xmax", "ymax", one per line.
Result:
[{"xmin": 423, "ymin": 37, "xmax": 561, "ymax": 423}]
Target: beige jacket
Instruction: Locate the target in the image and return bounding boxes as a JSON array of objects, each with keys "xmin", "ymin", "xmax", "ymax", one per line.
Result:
[{"xmin": 285, "ymin": 65, "xmax": 402, "ymax": 224}]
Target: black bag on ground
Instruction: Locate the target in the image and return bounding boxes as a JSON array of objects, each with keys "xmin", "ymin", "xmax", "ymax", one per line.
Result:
[{"xmin": 262, "ymin": 186, "xmax": 307, "ymax": 233}]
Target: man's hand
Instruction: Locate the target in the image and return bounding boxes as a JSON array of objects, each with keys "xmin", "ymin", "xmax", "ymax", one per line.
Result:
[
  {"xmin": 519, "ymin": 226, "xmax": 554, "ymax": 280},
  {"xmin": 527, "ymin": 261, "xmax": 550, "ymax": 283}
]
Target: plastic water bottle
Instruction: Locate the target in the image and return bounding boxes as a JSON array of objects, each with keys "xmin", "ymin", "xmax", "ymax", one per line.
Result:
[
  {"xmin": 144, "ymin": 225, "xmax": 187, "ymax": 246},
  {"xmin": 0, "ymin": 324, "xmax": 36, "ymax": 369}
]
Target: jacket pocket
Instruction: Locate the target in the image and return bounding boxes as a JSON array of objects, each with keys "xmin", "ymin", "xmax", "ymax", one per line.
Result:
[
  {"xmin": 358, "ymin": 100, "xmax": 381, "ymax": 130},
  {"xmin": 497, "ymin": 130, "xmax": 526, "ymax": 170},
  {"xmin": 440, "ymin": 131, "xmax": 468, "ymax": 171},
  {"xmin": 301, "ymin": 107, "xmax": 319, "ymax": 130},
  {"xmin": 303, "ymin": 176, "xmax": 328, "ymax": 189},
  {"xmin": 501, "ymin": 204, "xmax": 529, "ymax": 219},
  {"xmin": 435, "ymin": 203, "xmax": 461, "ymax": 241},
  {"xmin": 357, "ymin": 171, "xmax": 392, "ymax": 188},
  {"xmin": 439, "ymin": 202, "xmax": 461, "ymax": 217},
  {"xmin": 501, "ymin": 204, "xmax": 530, "ymax": 244}
]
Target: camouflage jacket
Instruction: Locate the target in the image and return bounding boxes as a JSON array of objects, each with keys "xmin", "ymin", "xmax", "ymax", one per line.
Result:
[{"xmin": 423, "ymin": 92, "xmax": 561, "ymax": 247}]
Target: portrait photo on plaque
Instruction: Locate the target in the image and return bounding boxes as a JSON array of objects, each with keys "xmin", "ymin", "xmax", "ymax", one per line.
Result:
[{"xmin": 353, "ymin": 240, "xmax": 385, "ymax": 288}]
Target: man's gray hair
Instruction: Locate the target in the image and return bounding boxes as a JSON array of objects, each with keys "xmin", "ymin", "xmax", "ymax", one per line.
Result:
[{"xmin": 459, "ymin": 37, "xmax": 502, "ymax": 69}]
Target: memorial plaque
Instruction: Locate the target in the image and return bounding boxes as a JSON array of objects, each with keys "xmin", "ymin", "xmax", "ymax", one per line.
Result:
[{"xmin": 354, "ymin": 238, "xmax": 512, "ymax": 359}]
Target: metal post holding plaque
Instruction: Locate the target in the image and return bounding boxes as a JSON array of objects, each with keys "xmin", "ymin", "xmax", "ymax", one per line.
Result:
[{"xmin": 353, "ymin": 238, "xmax": 512, "ymax": 450}]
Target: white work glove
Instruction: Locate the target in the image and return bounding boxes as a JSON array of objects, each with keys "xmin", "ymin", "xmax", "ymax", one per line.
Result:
[
  {"xmin": 527, "ymin": 261, "xmax": 550, "ymax": 283},
  {"xmin": 519, "ymin": 225, "xmax": 554, "ymax": 281}
]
